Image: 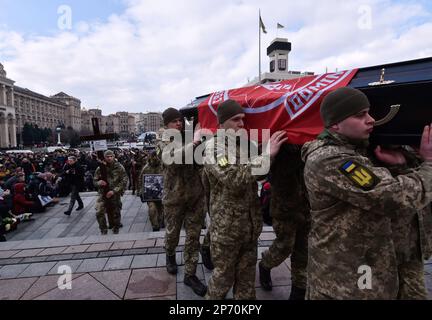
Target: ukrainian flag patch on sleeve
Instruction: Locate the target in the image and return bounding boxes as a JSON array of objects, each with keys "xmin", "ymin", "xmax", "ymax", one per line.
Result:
[{"xmin": 339, "ymin": 160, "xmax": 378, "ymax": 190}]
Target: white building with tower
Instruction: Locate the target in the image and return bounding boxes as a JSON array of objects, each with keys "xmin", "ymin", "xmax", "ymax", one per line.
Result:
[{"xmin": 246, "ymin": 38, "xmax": 314, "ymax": 86}]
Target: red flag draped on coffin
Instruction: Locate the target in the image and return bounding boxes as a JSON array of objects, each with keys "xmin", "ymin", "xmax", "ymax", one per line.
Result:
[{"xmin": 198, "ymin": 69, "xmax": 358, "ymax": 144}]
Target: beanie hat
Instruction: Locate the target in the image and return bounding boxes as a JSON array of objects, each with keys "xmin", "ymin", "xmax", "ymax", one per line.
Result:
[
  {"xmin": 104, "ymin": 150, "xmax": 114, "ymax": 157},
  {"xmin": 162, "ymin": 108, "xmax": 182, "ymax": 126},
  {"xmin": 217, "ymin": 99, "xmax": 244, "ymax": 124},
  {"xmin": 320, "ymin": 87, "xmax": 370, "ymax": 127}
]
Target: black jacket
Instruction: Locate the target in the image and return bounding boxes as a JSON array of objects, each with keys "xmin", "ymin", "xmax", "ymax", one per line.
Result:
[{"xmin": 63, "ymin": 162, "xmax": 85, "ymax": 188}]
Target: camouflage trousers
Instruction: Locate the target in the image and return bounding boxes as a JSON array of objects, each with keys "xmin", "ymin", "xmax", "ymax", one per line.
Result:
[
  {"xmin": 397, "ymin": 260, "xmax": 428, "ymax": 300},
  {"xmin": 148, "ymin": 201, "xmax": 164, "ymax": 230},
  {"xmin": 206, "ymin": 234, "xmax": 258, "ymax": 300},
  {"xmin": 261, "ymin": 217, "xmax": 309, "ymax": 289},
  {"xmin": 164, "ymin": 197, "xmax": 205, "ymax": 276},
  {"xmin": 95, "ymin": 195, "xmax": 122, "ymax": 231}
]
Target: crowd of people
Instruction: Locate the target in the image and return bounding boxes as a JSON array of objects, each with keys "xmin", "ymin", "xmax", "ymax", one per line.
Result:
[{"xmin": 0, "ymin": 148, "xmax": 154, "ymax": 242}]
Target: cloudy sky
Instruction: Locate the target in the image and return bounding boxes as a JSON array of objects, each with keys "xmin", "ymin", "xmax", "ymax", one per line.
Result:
[{"xmin": 1, "ymin": 0, "xmax": 431, "ymax": 114}]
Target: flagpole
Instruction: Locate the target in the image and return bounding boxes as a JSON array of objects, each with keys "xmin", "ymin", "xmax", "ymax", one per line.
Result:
[{"xmin": 259, "ymin": 9, "xmax": 261, "ymax": 84}]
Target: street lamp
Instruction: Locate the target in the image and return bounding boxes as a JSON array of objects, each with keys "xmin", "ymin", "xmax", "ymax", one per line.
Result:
[{"xmin": 56, "ymin": 126, "xmax": 62, "ymax": 146}]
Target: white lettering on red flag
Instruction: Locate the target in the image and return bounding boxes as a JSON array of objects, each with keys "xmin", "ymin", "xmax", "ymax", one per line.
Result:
[{"xmin": 198, "ymin": 69, "xmax": 358, "ymax": 144}]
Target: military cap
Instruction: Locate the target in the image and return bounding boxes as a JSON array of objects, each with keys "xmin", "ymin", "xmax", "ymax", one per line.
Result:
[
  {"xmin": 162, "ymin": 107, "xmax": 182, "ymax": 126},
  {"xmin": 217, "ymin": 99, "xmax": 244, "ymax": 124},
  {"xmin": 320, "ymin": 87, "xmax": 370, "ymax": 127}
]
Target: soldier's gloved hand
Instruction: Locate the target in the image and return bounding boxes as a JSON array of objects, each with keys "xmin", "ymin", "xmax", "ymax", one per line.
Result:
[
  {"xmin": 420, "ymin": 123, "xmax": 432, "ymax": 162},
  {"xmin": 106, "ymin": 191, "xmax": 114, "ymax": 199},
  {"xmin": 98, "ymin": 180, "xmax": 107, "ymax": 187}
]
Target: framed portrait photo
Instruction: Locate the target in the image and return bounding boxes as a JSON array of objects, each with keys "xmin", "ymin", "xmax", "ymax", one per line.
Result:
[{"xmin": 141, "ymin": 174, "xmax": 164, "ymax": 202}]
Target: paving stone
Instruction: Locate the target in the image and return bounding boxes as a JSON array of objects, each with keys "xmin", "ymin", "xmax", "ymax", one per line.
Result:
[
  {"xmin": 0, "ymin": 264, "xmax": 31, "ymax": 279},
  {"xmin": 98, "ymin": 250, "xmax": 124, "ymax": 258},
  {"xmin": 155, "ymin": 238, "xmax": 165, "ymax": 247},
  {"xmin": 76, "ymin": 258, "xmax": 109, "ymax": 273},
  {"xmin": 19, "ymin": 262, "xmax": 57, "ymax": 278},
  {"xmin": 132, "ymin": 239, "xmax": 156, "ymax": 249},
  {"xmin": 21, "ymin": 256, "xmax": 49, "ymax": 264},
  {"xmin": 45, "ymin": 254, "xmax": 75, "ymax": 262},
  {"xmin": 0, "ymin": 250, "xmax": 20, "ymax": 259},
  {"xmin": 37, "ymin": 247, "xmax": 67, "ymax": 256},
  {"xmin": 147, "ymin": 247, "xmax": 165, "ymax": 254},
  {"xmin": 0, "ymin": 258, "xmax": 24, "ymax": 266},
  {"xmin": 90, "ymin": 269, "xmax": 131, "ymax": 299},
  {"xmin": 62, "ymin": 245, "xmax": 91, "ymax": 254},
  {"xmin": 20, "ymin": 273, "xmax": 83, "ymax": 300},
  {"xmin": 34, "ymin": 273, "xmax": 119, "ymax": 300},
  {"xmin": 110, "ymin": 241, "xmax": 135, "ymax": 250},
  {"xmin": 0, "ymin": 277, "xmax": 38, "ymax": 299},
  {"xmin": 72, "ymin": 252, "xmax": 99, "ymax": 260},
  {"xmin": 86, "ymin": 242, "xmax": 113, "ymax": 252},
  {"xmin": 48, "ymin": 260, "xmax": 84, "ymax": 275},
  {"xmin": 12, "ymin": 248, "xmax": 44, "ymax": 258},
  {"xmin": 104, "ymin": 256, "xmax": 133, "ymax": 271},
  {"xmin": 137, "ymin": 295, "xmax": 176, "ymax": 300},
  {"xmin": 124, "ymin": 268, "xmax": 176, "ymax": 299},
  {"xmin": 131, "ymin": 254, "xmax": 158, "ymax": 269},
  {"xmin": 123, "ymin": 248, "xmax": 148, "ymax": 256},
  {"xmin": 259, "ymin": 233, "xmax": 276, "ymax": 241}
]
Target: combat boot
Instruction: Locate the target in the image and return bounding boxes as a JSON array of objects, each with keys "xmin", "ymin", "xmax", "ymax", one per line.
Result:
[
  {"xmin": 112, "ymin": 227, "xmax": 119, "ymax": 234},
  {"xmin": 101, "ymin": 229, "xmax": 108, "ymax": 235},
  {"xmin": 166, "ymin": 254, "xmax": 177, "ymax": 274},
  {"xmin": 259, "ymin": 261, "xmax": 272, "ymax": 291},
  {"xmin": 184, "ymin": 275, "xmax": 207, "ymax": 297},
  {"xmin": 288, "ymin": 286, "xmax": 306, "ymax": 300},
  {"xmin": 200, "ymin": 246, "xmax": 214, "ymax": 270}
]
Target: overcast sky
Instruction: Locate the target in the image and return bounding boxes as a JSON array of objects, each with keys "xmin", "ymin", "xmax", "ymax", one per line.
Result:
[{"xmin": 1, "ymin": 0, "xmax": 431, "ymax": 115}]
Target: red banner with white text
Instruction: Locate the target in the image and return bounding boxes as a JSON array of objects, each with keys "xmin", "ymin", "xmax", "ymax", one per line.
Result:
[{"xmin": 198, "ymin": 69, "xmax": 358, "ymax": 144}]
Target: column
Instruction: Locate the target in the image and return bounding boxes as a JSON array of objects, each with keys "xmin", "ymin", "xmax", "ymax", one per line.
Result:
[
  {"xmin": 10, "ymin": 119, "xmax": 17, "ymax": 147},
  {"xmin": 0, "ymin": 84, "xmax": 5, "ymax": 106},
  {"xmin": 2, "ymin": 120, "xmax": 9, "ymax": 148},
  {"xmin": 3, "ymin": 85, "xmax": 7, "ymax": 106},
  {"xmin": 0, "ymin": 117, "xmax": 5, "ymax": 148},
  {"xmin": 10, "ymin": 88, "xmax": 14, "ymax": 107}
]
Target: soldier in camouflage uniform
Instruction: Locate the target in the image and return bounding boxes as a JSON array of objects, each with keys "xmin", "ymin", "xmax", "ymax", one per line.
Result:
[
  {"xmin": 203, "ymin": 100, "xmax": 287, "ymax": 300},
  {"xmin": 93, "ymin": 150, "xmax": 128, "ymax": 235},
  {"xmin": 301, "ymin": 87, "xmax": 432, "ymax": 299},
  {"xmin": 374, "ymin": 146, "xmax": 432, "ymax": 299},
  {"xmin": 157, "ymin": 107, "xmax": 207, "ymax": 297},
  {"xmin": 259, "ymin": 144, "xmax": 310, "ymax": 300},
  {"xmin": 138, "ymin": 150, "xmax": 164, "ymax": 231}
]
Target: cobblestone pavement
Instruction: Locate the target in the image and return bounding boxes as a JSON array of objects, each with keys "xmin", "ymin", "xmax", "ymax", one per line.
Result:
[{"xmin": 1, "ymin": 192, "xmax": 431, "ymax": 300}]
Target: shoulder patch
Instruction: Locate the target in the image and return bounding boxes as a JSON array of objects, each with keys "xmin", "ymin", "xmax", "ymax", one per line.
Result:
[
  {"xmin": 217, "ymin": 156, "xmax": 229, "ymax": 168},
  {"xmin": 339, "ymin": 160, "xmax": 378, "ymax": 190}
]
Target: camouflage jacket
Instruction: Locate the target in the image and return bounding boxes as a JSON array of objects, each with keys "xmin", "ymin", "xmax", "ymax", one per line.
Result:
[
  {"xmin": 301, "ymin": 131, "xmax": 432, "ymax": 299},
  {"xmin": 93, "ymin": 161, "xmax": 128, "ymax": 197},
  {"xmin": 378, "ymin": 147, "xmax": 432, "ymax": 263},
  {"xmin": 156, "ymin": 129, "xmax": 204, "ymax": 206},
  {"xmin": 203, "ymin": 134, "xmax": 264, "ymax": 245}
]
